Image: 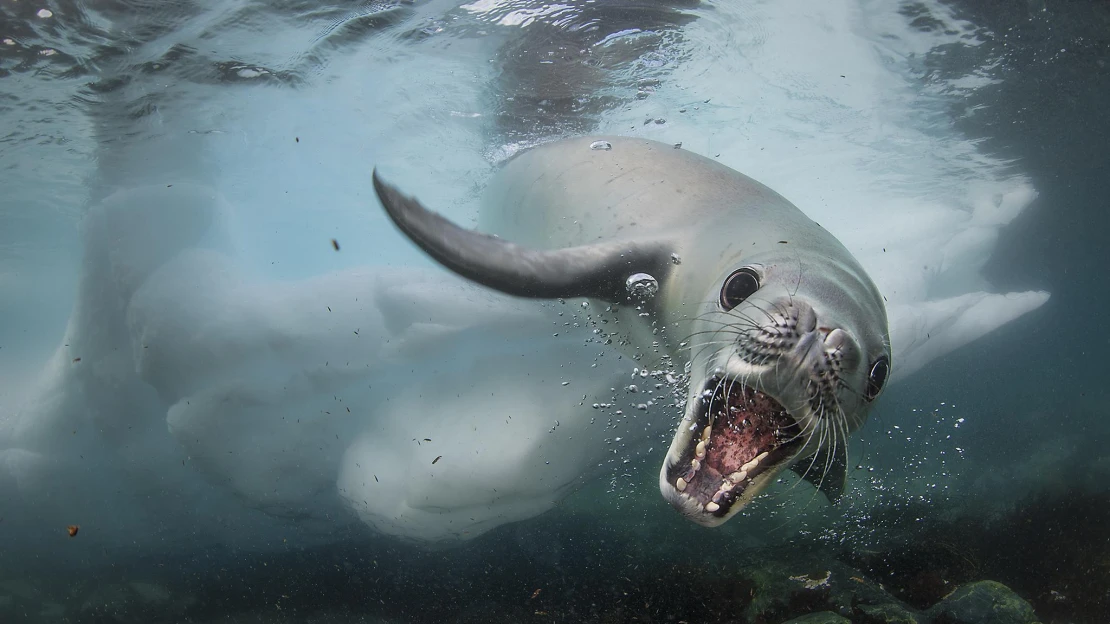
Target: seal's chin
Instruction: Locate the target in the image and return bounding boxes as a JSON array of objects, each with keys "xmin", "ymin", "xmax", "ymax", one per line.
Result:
[{"xmin": 660, "ymin": 376, "xmax": 806, "ymax": 527}]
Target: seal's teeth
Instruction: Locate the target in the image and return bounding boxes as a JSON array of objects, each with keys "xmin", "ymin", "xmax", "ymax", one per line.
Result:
[
  {"xmin": 705, "ymin": 501, "xmax": 720, "ymax": 512},
  {"xmin": 675, "ymin": 477, "xmax": 687, "ymax": 492},
  {"xmin": 683, "ymin": 458, "xmax": 701, "ymax": 483},
  {"xmin": 695, "ymin": 440, "xmax": 706, "ymax": 459},
  {"xmin": 729, "ymin": 470, "xmax": 748, "ymax": 484},
  {"xmin": 701, "ymin": 425, "xmax": 712, "ymax": 441},
  {"xmin": 741, "ymin": 451, "xmax": 770, "ymax": 474}
]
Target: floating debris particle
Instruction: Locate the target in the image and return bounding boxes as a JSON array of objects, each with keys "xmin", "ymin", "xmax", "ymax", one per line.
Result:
[{"xmin": 432, "ymin": 456, "xmax": 442, "ymax": 465}]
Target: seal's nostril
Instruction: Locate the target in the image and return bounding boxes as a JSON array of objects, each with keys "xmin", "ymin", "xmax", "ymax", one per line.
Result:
[
  {"xmin": 795, "ymin": 302, "xmax": 817, "ymax": 333},
  {"xmin": 824, "ymin": 328, "xmax": 849, "ymax": 351}
]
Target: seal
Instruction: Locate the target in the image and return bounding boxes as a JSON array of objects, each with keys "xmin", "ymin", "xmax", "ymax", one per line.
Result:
[{"xmin": 371, "ymin": 136, "xmax": 891, "ymax": 527}]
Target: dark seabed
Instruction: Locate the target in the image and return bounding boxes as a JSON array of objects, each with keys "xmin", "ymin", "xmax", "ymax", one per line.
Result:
[{"xmin": 0, "ymin": 0, "xmax": 1107, "ymax": 622}]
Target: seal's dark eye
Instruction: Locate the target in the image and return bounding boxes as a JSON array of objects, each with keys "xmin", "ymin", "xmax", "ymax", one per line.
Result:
[
  {"xmin": 865, "ymin": 355, "xmax": 889, "ymax": 401},
  {"xmin": 720, "ymin": 268, "xmax": 760, "ymax": 311}
]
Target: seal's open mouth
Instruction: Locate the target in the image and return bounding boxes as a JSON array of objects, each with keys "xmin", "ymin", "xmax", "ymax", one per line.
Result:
[{"xmin": 663, "ymin": 376, "xmax": 805, "ymax": 523}]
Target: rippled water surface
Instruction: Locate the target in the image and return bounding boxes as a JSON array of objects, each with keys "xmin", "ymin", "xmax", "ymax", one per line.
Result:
[{"xmin": 1, "ymin": 0, "xmax": 1107, "ymax": 622}]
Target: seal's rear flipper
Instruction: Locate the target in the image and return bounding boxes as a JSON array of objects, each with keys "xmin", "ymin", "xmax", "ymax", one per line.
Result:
[
  {"xmin": 372, "ymin": 170, "xmax": 672, "ymax": 302},
  {"xmin": 887, "ymin": 290, "xmax": 1050, "ymax": 382}
]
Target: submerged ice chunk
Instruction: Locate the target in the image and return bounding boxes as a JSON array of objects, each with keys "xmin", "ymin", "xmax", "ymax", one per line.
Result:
[{"xmin": 0, "ymin": 181, "xmax": 655, "ymax": 553}]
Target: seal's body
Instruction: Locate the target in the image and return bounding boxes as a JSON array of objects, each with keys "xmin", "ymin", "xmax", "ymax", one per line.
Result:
[{"xmin": 373, "ymin": 136, "xmax": 892, "ymax": 526}]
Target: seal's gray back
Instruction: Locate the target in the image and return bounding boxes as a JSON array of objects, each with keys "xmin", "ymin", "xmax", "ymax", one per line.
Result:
[{"xmin": 479, "ymin": 136, "xmax": 828, "ymax": 252}]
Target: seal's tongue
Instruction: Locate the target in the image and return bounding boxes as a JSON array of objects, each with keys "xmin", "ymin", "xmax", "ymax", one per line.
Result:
[
  {"xmin": 664, "ymin": 378, "xmax": 805, "ymax": 521},
  {"xmin": 700, "ymin": 388, "xmax": 793, "ymax": 486}
]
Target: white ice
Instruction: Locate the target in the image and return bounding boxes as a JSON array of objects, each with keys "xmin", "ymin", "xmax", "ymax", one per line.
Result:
[{"xmin": 0, "ymin": 181, "xmax": 653, "ymax": 551}]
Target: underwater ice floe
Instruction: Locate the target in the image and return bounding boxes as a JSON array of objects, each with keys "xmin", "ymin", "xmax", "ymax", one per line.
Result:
[{"xmin": 0, "ymin": 181, "xmax": 650, "ymax": 550}]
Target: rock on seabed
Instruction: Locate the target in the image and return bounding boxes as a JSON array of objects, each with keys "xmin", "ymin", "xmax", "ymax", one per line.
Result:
[{"xmin": 927, "ymin": 580, "xmax": 1040, "ymax": 624}]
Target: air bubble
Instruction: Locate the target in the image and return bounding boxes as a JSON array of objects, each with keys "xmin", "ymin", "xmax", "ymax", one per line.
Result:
[
  {"xmin": 625, "ymin": 273, "xmax": 659, "ymax": 300},
  {"xmin": 590, "ymin": 140, "xmax": 612, "ymax": 151}
]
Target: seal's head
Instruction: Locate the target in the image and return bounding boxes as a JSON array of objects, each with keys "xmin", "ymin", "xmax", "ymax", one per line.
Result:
[{"xmin": 660, "ymin": 247, "xmax": 890, "ymax": 525}]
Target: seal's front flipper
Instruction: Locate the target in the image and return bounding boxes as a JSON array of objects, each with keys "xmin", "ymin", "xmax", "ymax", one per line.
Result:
[
  {"xmin": 887, "ymin": 290, "xmax": 1050, "ymax": 383},
  {"xmin": 790, "ymin": 445, "xmax": 848, "ymax": 504},
  {"xmin": 372, "ymin": 170, "xmax": 672, "ymax": 303}
]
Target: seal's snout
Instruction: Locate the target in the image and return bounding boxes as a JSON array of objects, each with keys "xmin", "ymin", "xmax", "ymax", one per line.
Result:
[
  {"xmin": 732, "ymin": 296, "xmax": 864, "ymax": 415},
  {"xmin": 736, "ymin": 299, "xmax": 830, "ymax": 366}
]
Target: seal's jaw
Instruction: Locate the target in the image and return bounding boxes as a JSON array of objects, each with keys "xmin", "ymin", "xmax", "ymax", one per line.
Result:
[{"xmin": 659, "ymin": 375, "xmax": 806, "ymax": 526}]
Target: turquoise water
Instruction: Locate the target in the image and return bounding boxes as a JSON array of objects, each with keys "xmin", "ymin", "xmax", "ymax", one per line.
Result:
[{"xmin": 0, "ymin": 0, "xmax": 1106, "ymax": 621}]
